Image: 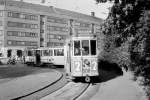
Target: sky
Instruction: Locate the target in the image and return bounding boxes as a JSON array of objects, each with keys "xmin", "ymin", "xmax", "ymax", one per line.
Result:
[{"xmin": 15, "ymin": 0, "xmax": 113, "ymax": 19}]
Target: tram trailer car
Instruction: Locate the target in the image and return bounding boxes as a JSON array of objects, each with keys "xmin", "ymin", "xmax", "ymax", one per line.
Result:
[
  {"xmin": 64, "ymin": 36, "xmax": 99, "ymax": 82},
  {"xmin": 38, "ymin": 47, "xmax": 65, "ymax": 67},
  {"xmin": 26, "ymin": 47, "xmax": 65, "ymax": 67},
  {"xmin": 25, "ymin": 49, "xmax": 36, "ymax": 66}
]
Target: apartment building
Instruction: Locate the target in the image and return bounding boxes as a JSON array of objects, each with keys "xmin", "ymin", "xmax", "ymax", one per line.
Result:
[{"xmin": 0, "ymin": 0, "xmax": 103, "ymax": 58}]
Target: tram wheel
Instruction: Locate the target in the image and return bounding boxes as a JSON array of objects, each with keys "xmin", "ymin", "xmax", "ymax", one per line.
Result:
[{"xmin": 85, "ymin": 76, "xmax": 90, "ymax": 83}]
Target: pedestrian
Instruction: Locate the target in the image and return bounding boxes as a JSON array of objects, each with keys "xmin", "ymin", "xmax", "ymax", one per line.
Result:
[
  {"xmin": 23, "ymin": 55, "xmax": 25, "ymax": 64},
  {"xmin": 35, "ymin": 51, "xmax": 41, "ymax": 66},
  {"xmin": 124, "ymin": 65, "xmax": 128, "ymax": 72}
]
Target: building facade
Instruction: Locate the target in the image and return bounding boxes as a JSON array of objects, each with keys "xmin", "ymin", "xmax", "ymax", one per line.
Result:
[{"xmin": 0, "ymin": 0, "xmax": 103, "ymax": 58}]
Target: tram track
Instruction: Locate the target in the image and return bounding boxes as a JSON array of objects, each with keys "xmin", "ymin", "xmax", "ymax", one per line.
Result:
[
  {"xmin": 11, "ymin": 71, "xmax": 67, "ymax": 100},
  {"xmin": 73, "ymin": 83, "xmax": 90, "ymax": 100},
  {"xmin": 40, "ymin": 82, "xmax": 90, "ymax": 100},
  {"xmin": 10, "ymin": 70, "xmax": 91, "ymax": 100}
]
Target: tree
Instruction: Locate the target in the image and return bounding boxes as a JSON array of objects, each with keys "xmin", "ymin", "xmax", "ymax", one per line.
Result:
[{"xmin": 96, "ymin": 0, "xmax": 150, "ymax": 98}]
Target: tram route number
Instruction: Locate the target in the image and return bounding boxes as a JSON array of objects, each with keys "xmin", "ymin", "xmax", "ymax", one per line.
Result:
[{"xmin": 74, "ymin": 61, "xmax": 81, "ymax": 71}]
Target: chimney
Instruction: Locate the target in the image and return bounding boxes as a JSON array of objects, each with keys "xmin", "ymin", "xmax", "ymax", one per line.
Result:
[
  {"xmin": 41, "ymin": 0, "xmax": 45, "ymax": 3},
  {"xmin": 91, "ymin": 12, "xmax": 95, "ymax": 17}
]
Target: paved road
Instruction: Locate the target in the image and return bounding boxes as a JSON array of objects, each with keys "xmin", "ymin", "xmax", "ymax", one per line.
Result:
[
  {"xmin": 78, "ymin": 71, "xmax": 148, "ymax": 100},
  {"xmin": 0, "ymin": 64, "xmax": 66, "ymax": 100},
  {"xmin": 0, "ymin": 64, "xmax": 50, "ymax": 83},
  {"xmin": 1, "ymin": 64, "xmax": 147, "ymax": 100}
]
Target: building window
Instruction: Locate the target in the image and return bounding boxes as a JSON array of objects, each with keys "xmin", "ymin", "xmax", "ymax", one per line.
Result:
[
  {"xmin": 7, "ymin": 31, "xmax": 18, "ymax": 36},
  {"xmin": 20, "ymin": 14, "xmax": 26, "ymax": 19},
  {"xmin": 0, "ymin": 21, "xmax": 3, "ymax": 26},
  {"xmin": 0, "ymin": 30, "xmax": 3, "ymax": 36},
  {"xmin": 74, "ymin": 21, "xmax": 90, "ymax": 28},
  {"xmin": 0, "ymin": 11, "xmax": 3, "ymax": 17},
  {"xmin": 47, "ymin": 25, "xmax": 68, "ymax": 32},
  {"xmin": 7, "ymin": 21, "xmax": 15, "ymax": 27},
  {"xmin": 7, "ymin": 11, "xmax": 38, "ymax": 21},
  {"xmin": 7, "ymin": 21, "xmax": 38, "ymax": 29},
  {"xmin": 12, "ymin": 12, "xmax": 20, "ymax": 18},
  {"xmin": 30, "ymin": 42, "xmax": 37, "ymax": 46},
  {"xmin": 7, "ymin": 31, "xmax": 38, "ymax": 38},
  {"xmin": 8, "ymin": 12, "xmax": 12, "ymax": 17},
  {"xmin": 7, "ymin": 41, "xmax": 12, "ymax": 45},
  {"xmin": 20, "ymin": 32, "xmax": 26, "ymax": 37},
  {"xmin": 7, "ymin": 31, "xmax": 13, "ymax": 36},
  {"xmin": 48, "ymin": 34, "xmax": 55, "ymax": 39},
  {"xmin": 0, "ymin": 40, "xmax": 2, "ymax": 45},
  {"xmin": 47, "ymin": 16, "xmax": 67, "ymax": 24},
  {"xmin": 7, "ymin": 40, "xmax": 38, "ymax": 46},
  {"xmin": 0, "ymin": 1, "xmax": 5, "ymax": 5}
]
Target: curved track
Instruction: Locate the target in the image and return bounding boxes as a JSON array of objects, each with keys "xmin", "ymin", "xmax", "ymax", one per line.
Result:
[
  {"xmin": 10, "ymin": 69, "xmax": 90, "ymax": 100},
  {"xmin": 12, "ymin": 72, "xmax": 66, "ymax": 100},
  {"xmin": 40, "ymin": 82, "xmax": 90, "ymax": 100}
]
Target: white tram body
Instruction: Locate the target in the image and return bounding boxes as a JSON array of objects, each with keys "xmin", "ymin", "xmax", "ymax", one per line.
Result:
[
  {"xmin": 38, "ymin": 47, "xmax": 65, "ymax": 66},
  {"xmin": 64, "ymin": 36, "xmax": 99, "ymax": 82},
  {"xmin": 50, "ymin": 47, "xmax": 64, "ymax": 65},
  {"xmin": 25, "ymin": 49, "xmax": 36, "ymax": 65},
  {"xmin": 25, "ymin": 47, "xmax": 65, "ymax": 66}
]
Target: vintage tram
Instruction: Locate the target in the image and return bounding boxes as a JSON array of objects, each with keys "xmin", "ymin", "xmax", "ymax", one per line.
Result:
[
  {"xmin": 36, "ymin": 47, "xmax": 65, "ymax": 66},
  {"xmin": 24, "ymin": 49, "xmax": 36, "ymax": 65},
  {"xmin": 24, "ymin": 47, "xmax": 65, "ymax": 66},
  {"xmin": 64, "ymin": 36, "xmax": 99, "ymax": 82}
]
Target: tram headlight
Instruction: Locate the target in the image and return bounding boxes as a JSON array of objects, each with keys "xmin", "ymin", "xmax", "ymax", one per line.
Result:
[{"xmin": 74, "ymin": 61, "xmax": 81, "ymax": 71}]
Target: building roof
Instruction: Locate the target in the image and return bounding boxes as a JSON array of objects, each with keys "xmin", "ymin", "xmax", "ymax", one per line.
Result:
[
  {"xmin": 55, "ymin": 8, "xmax": 103, "ymax": 23},
  {"xmin": 0, "ymin": 0, "xmax": 103, "ymax": 24}
]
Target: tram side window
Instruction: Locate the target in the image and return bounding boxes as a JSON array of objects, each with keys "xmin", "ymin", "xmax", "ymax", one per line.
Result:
[
  {"xmin": 49, "ymin": 50, "xmax": 53, "ymax": 56},
  {"xmin": 7, "ymin": 49, "xmax": 12, "ymax": 57},
  {"xmin": 82, "ymin": 40, "xmax": 89, "ymax": 56},
  {"xmin": 36, "ymin": 50, "xmax": 41, "ymax": 56},
  {"xmin": 17, "ymin": 50, "xmax": 22, "ymax": 57},
  {"xmin": 43, "ymin": 50, "xmax": 50, "ymax": 56},
  {"xmin": 54, "ymin": 49, "xmax": 64, "ymax": 56},
  {"xmin": 74, "ymin": 41, "xmax": 81, "ymax": 56},
  {"xmin": 90, "ymin": 40, "xmax": 96, "ymax": 55},
  {"xmin": 28, "ymin": 50, "xmax": 33, "ymax": 56},
  {"xmin": 0, "ymin": 53, "xmax": 3, "ymax": 57}
]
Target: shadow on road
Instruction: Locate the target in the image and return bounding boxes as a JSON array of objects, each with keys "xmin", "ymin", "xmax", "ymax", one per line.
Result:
[{"xmin": 92, "ymin": 60, "xmax": 123, "ymax": 83}]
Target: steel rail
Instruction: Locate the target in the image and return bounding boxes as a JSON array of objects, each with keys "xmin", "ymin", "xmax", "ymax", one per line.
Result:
[
  {"xmin": 73, "ymin": 83, "xmax": 90, "ymax": 100},
  {"xmin": 40, "ymin": 82, "xmax": 90, "ymax": 100},
  {"xmin": 11, "ymin": 72, "xmax": 64, "ymax": 100}
]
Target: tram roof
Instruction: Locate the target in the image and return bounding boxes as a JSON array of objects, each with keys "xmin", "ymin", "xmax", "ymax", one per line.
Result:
[
  {"xmin": 71, "ymin": 36, "xmax": 97, "ymax": 40},
  {"xmin": 35, "ymin": 47, "xmax": 64, "ymax": 50}
]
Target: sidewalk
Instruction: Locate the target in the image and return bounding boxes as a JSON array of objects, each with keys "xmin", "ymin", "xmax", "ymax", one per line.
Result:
[
  {"xmin": 90, "ymin": 70, "xmax": 148, "ymax": 100},
  {"xmin": 0, "ymin": 70, "xmax": 62, "ymax": 100}
]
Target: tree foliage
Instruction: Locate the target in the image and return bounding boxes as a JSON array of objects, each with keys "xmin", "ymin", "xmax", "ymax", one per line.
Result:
[{"xmin": 96, "ymin": 0, "xmax": 150, "ymax": 98}]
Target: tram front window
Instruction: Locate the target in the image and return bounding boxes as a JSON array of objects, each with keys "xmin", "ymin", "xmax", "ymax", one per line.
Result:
[
  {"xmin": 74, "ymin": 41, "xmax": 81, "ymax": 56},
  {"xmin": 82, "ymin": 40, "xmax": 89, "ymax": 56},
  {"xmin": 90, "ymin": 40, "xmax": 96, "ymax": 55}
]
